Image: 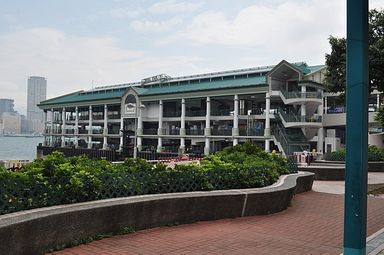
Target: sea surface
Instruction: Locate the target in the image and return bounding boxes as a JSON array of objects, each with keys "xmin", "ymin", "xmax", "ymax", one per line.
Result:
[{"xmin": 0, "ymin": 136, "xmax": 44, "ymax": 161}]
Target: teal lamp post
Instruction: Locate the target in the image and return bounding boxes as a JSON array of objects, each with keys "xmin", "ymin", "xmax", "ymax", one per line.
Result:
[{"xmin": 344, "ymin": 0, "xmax": 369, "ymax": 254}]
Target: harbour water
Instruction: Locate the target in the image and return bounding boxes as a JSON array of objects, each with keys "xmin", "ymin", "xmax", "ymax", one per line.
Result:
[{"xmin": 0, "ymin": 136, "xmax": 43, "ymax": 161}]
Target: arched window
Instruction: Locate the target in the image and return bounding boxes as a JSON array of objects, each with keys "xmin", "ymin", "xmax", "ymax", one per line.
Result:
[
  {"xmin": 125, "ymin": 94, "xmax": 136, "ymax": 104},
  {"xmin": 124, "ymin": 94, "xmax": 137, "ymax": 114}
]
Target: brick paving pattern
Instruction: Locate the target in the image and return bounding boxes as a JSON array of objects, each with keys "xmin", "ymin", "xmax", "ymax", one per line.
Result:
[{"xmin": 51, "ymin": 191, "xmax": 384, "ymax": 255}]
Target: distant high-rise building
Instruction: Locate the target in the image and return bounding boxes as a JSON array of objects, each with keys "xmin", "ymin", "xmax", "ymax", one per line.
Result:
[
  {"xmin": 1, "ymin": 112, "xmax": 21, "ymax": 134},
  {"xmin": 27, "ymin": 76, "xmax": 47, "ymax": 133},
  {"xmin": 0, "ymin": 99, "xmax": 15, "ymax": 115}
]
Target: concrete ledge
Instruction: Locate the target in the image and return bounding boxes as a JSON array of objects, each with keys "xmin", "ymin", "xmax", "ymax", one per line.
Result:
[
  {"xmin": 299, "ymin": 166, "xmax": 345, "ymax": 181},
  {"xmin": 301, "ymin": 161, "xmax": 384, "ymax": 180},
  {"xmin": 0, "ymin": 171, "xmax": 314, "ymax": 255}
]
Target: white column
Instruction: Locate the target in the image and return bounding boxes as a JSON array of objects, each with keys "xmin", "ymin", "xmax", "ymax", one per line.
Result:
[
  {"xmin": 74, "ymin": 106, "xmax": 79, "ymax": 148},
  {"xmin": 301, "ymin": 86, "xmax": 307, "ymax": 137},
  {"xmin": 43, "ymin": 111, "xmax": 48, "ymax": 145},
  {"xmin": 50, "ymin": 109, "xmax": 54, "ymax": 146},
  {"xmin": 301, "ymin": 85, "xmax": 306, "ymax": 121},
  {"xmin": 377, "ymin": 93, "xmax": 380, "ymax": 109},
  {"xmin": 61, "ymin": 107, "xmax": 66, "ymax": 147},
  {"xmin": 264, "ymin": 93, "xmax": 271, "ymax": 151},
  {"xmin": 233, "ymin": 94, "xmax": 239, "ymax": 146},
  {"xmin": 137, "ymin": 104, "xmax": 143, "ymax": 152},
  {"xmin": 204, "ymin": 97, "xmax": 211, "ymax": 155},
  {"xmin": 103, "ymin": 104, "xmax": 108, "ymax": 149},
  {"xmin": 157, "ymin": 100, "xmax": 163, "ymax": 153},
  {"xmin": 180, "ymin": 98, "xmax": 186, "ymax": 153},
  {"xmin": 119, "ymin": 118, "xmax": 124, "ymax": 151},
  {"xmin": 317, "ymin": 89, "xmax": 324, "ymax": 155},
  {"xmin": 324, "ymin": 96, "xmax": 328, "ymax": 114},
  {"xmin": 88, "ymin": 105, "xmax": 92, "ymax": 149}
]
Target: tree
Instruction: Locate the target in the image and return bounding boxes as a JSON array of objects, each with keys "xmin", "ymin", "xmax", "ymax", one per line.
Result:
[
  {"xmin": 325, "ymin": 9, "xmax": 384, "ymax": 93},
  {"xmin": 375, "ymin": 105, "xmax": 384, "ymax": 127}
]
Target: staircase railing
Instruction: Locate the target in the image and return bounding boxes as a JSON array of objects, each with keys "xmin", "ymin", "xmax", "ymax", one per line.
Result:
[{"xmin": 272, "ymin": 123, "xmax": 310, "ymax": 155}]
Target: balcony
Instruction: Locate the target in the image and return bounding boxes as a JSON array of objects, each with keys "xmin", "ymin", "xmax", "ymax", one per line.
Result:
[
  {"xmin": 108, "ymin": 129, "xmax": 120, "ymax": 135},
  {"xmin": 211, "ymin": 129, "xmax": 232, "ymax": 136},
  {"xmin": 92, "ymin": 129, "xmax": 104, "ymax": 134},
  {"xmin": 278, "ymin": 90, "xmax": 322, "ymax": 105},
  {"xmin": 186, "ymin": 110, "xmax": 206, "ymax": 117},
  {"xmin": 143, "ymin": 129, "xmax": 158, "ymax": 135},
  {"xmin": 107, "ymin": 113, "xmax": 120, "ymax": 119},
  {"xmin": 239, "ymin": 128, "xmax": 264, "ymax": 136},
  {"xmin": 163, "ymin": 111, "xmax": 181, "ymax": 118},
  {"xmin": 164, "ymin": 129, "xmax": 180, "ymax": 135},
  {"xmin": 92, "ymin": 114, "xmax": 104, "ymax": 120},
  {"xmin": 211, "ymin": 109, "xmax": 232, "ymax": 116},
  {"xmin": 78, "ymin": 129, "xmax": 88, "ymax": 134},
  {"xmin": 186, "ymin": 129, "xmax": 204, "ymax": 135},
  {"xmin": 281, "ymin": 90, "xmax": 322, "ymax": 100}
]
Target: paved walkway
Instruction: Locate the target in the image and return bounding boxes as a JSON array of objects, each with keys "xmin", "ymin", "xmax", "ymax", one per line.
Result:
[{"xmin": 51, "ymin": 190, "xmax": 384, "ymax": 255}]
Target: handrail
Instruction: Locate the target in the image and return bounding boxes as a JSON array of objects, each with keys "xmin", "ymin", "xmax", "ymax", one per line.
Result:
[{"xmin": 280, "ymin": 89, "xmax": 322, "ymax": 100}]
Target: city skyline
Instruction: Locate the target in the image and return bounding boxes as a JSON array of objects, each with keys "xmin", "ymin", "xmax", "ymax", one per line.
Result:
[{"xmin": 0, "ymin": 0, "xmax": 383, "ymax": 114}]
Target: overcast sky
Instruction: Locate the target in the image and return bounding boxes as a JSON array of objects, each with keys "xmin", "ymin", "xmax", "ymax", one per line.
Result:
[{"xmin": 1, "ymin": 0, "xmax": 383, "ymax": 114}]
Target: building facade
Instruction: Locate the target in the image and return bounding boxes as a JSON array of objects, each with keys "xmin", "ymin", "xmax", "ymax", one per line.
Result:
[
  {"xmin": 37, "ymin": 60, "xmax": 381, "ymax": 159},
  {"xmin": 27, "ymin": 76, "xmax": 47, "ymax": 133},
  {"xmin": 1, "ymin": 112, "xmax": 21, "ymax": 134},
  {"xmin": 0, "ymin": 99, "xmax": 15, "ymax": 115}
]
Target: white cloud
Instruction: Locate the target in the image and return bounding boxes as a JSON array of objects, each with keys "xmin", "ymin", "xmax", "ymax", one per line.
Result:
[
  {"xmin": 180, "ymin": 1, "xmax": 346, "ymax": 46},
  {"xmin": 371, "ymin": 0, "xmax": 384, "ymax": 10},
  {"xmin": 0, "ymin": 27, "xmax": 204, "ymax": 114},
  {"xmin": 173, "ymin": 0, "xmax": 347, "ymax": 65},
  {"xmin": 110, "ymin": 7, "xmax": 145, "ymax": 19},
  {"xmin": 149, "ymin": 0, "xmax": 204, "ymax": 14},
  {"xmin": 130, "ymin": 17, "xmax": 182, "ymax": 32}
]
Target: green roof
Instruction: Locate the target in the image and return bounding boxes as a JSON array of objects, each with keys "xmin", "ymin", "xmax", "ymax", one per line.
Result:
[
  {"xmin": 138, "ymin": 76, "xmax": 267, "ymax": 96},
  {"xmin": 38, "ymin": 62, "xmax": 324, "ymax": 108},
  {"xmin": 39, "ymin": 89, "xmax": 126, "ymax": 106},
  {"xmin": 39, "ymin": 76, "xmax": 267, "ymax": 106},
  {"xmin": 307, "ymin": 65, "xmax": 326, "ymax": 74}
]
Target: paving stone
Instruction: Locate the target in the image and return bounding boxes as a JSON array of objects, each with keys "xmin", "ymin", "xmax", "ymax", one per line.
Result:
[{"xmin": 50, "ymin": 192, "xmax": 384, "ymax": 255}]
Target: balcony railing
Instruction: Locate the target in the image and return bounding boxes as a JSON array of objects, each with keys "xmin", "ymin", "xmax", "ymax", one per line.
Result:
[
  {"xmin": 92, "ymin": 129, "xmax": 103, "ymax": 134},
  {"xmin": 211, "ymin": 129, "xmax": 232, "ymax": 136},
  {"xmin": 108, "ymin": 129, "xmax": 120, "ymax": 135},
  {"xmin": 65, "ymin": 129, "xmax": 75, "ymax": 134},
  {"xmin": 78, "ymin": 129, "xmax": 88, "ymax": 134},
  {"xmin": 279, "ymin": 111, "xmax": 322, "ymax": 123},
  {"xmin": 186, "ymin": 129, "xmax": 204, "ymax": 135},
  {"xmin": 92, "ymin": 114, "xmax": 104, "ymax": 120},
  {"xmin": 163, "ymin": 129, "xmax": 180, "ymax": 135},
  {"xmin": 163, "ymin": 111, "xmax": 181, "ymax": 117},
  {"xmin": 79, "ymin": 116, "xmax": 89, "ymax": 120},
  {"xmin": 280, "ymin": 90, "xmax": 322, "ymax": 100},
  {"xmin": 186, "ymin": 110, "xmax": 206, "ymax": 117},
  {"xmin": 143, "ymin": 129, "xmax": 158, "ymax": 135},
  {"xmin": 107, "ymin": 114, "xmax": 120, "ymax": 119},
  {"xmin": 239, "ymin": 128, "xmax": 264, "ymax": 136},
  {"xmin": 211, "ymin": 109, "xmax": 232, "ymax": 116}
]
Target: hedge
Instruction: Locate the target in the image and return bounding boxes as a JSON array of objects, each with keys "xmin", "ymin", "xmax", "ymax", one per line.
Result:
[{"xmin": 0, "ymin": 143, "xmax": 292, "ymax": 215}]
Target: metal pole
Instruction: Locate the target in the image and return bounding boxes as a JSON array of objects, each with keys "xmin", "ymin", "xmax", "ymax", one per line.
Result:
[{"xmin": 344, "ymin": 0, "xmax": 368, "ymax": 254}]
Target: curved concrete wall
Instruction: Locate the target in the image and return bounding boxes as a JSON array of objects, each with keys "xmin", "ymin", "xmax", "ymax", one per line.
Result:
[
  {"xmin": 302, "ymin": 161, "xmax": 384, "ymax": 180},
  {"xmin": 0, "ymin": 172, "xmax": 314, "ymax": 255}
]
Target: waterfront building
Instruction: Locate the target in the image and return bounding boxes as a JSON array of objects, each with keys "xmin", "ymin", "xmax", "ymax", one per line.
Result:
[
  {"xmin": 1, "ymin": 112, "xmax": 22, "ymax": 134},
  {"xmin": 27, "ymin": 76, "xmax": 47, "ymax": 134},
  {"xmin": 37, "ymin": 60, "xmax": 381, "ymax": 160},
  {"xmin": 0, "ymin": 99, "xmax": 15, "ymax": 115}
]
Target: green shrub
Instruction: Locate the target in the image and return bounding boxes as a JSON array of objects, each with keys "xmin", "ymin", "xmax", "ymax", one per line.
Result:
[
  {"xmin": 326, "ymin": 145, "xmax": 384, "ymax": 162},
  {"xmin": 0, "ymin": 143, "xmax": 291, "ymax": 215}
]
